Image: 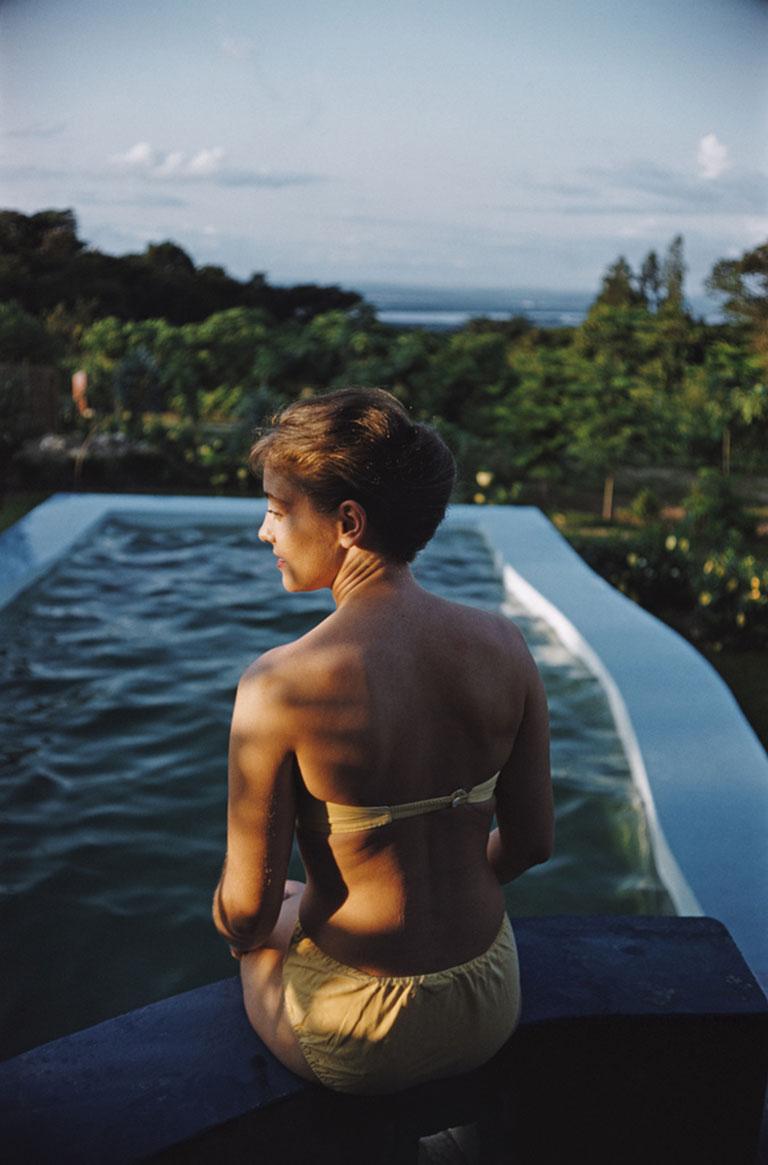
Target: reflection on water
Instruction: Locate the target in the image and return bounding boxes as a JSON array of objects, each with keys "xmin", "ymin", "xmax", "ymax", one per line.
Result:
[{"xmin": 0, "ymin": 518, "xmax": 672, "ymax": 1059}]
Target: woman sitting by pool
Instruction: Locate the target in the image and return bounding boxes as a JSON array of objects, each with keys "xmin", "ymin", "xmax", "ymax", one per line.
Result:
[{"xmin": 212, "ymin": 387, "xmax": 553, "ymax": 1095}]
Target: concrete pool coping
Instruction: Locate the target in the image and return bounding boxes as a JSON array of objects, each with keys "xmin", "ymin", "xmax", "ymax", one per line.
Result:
[{"xmin": 1, "ymin": 492, "xmax": 766, "ymax": 990}]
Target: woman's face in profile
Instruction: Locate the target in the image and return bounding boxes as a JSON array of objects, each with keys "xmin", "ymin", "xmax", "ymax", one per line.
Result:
[{"xmin": 259, "ymin": 468, "xmax": 344, "ymax": 593}]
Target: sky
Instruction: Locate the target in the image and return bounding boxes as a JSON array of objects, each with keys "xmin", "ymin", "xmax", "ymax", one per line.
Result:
[{"xmin": 0, "ymin": 0, "xmax": 766, "ymax": 296}]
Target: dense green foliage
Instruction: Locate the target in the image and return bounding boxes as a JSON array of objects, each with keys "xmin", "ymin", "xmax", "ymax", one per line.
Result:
[
  {"xmin": 1, "ymin": 212, "xmax": 766, "ymax": 510},
  {"xmin": 569, "ymin": 471, "xmax": 767, "ymax": 650}
]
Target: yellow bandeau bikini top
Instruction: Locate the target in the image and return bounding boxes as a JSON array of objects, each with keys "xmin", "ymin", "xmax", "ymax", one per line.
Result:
[{"xmin": 296, "ymin": 772, "xmax": 499, "ymax": 836}]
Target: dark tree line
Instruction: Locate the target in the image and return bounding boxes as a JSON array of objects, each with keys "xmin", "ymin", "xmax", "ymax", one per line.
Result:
[{"xmin": 0, "ymin": 209, "xmax": 364, "ymax": 328}]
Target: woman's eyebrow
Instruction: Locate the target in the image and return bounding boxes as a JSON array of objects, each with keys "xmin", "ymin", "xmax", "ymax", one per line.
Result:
[{"xmin": 265, "ymin": 491, "xmax": 291, "ymax": 506}]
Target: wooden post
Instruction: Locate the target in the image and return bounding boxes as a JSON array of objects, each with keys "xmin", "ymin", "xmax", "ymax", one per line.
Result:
[{"xmin": 601, "ymin": 472, "xmax": 615, "ymax": 521}]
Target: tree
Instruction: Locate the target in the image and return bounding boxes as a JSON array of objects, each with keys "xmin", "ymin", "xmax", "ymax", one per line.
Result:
[
  {"xmin": 594, "ymin": 256, "xmax": 644, "ymax": 308},
  {"xmin": 569, "ymin": 363, "xmax": 663, "ymax": 520},
  {"xmin": 113, "ymin": 346, "xmax": 163, "ymax": 434},
  {"xmin": 574, "ymin": 274, "xmax": 680, "ymax": 517},
  {"xmin": 706, "ymin": 240, "xmax": 768, "ymax": 340},
  {"xmin": 645, "ymin": 237, "xmax": 693, "ymax": 397},
  {"xmin": 0, "ymin": 208, "xmax": 368, "ymax": 328},
  {"xmin": 426, "ymin": 329, "xmax": 509, "ymax": 433},
  {"xmin": 79, "ymin": 316, "xmax": 132, "ymax": 413},
  {"xmin": 639, "ymin": 251, "xmax": 662, "ymax": 311},
  {"xmin": 499, "ymin": 342, "xmax": 578, "ymax": 489},
  {"xmin": 0, "ymin": 300, "xmax": 58, "ymax": 362},
  {"xmin": 187, "ymin": 308, "xmax": 270, "ymax": 391},
  {"xmin": 141, "ymin": 242, "xmax": 196, "ymax": 277},
  {"xmin": 661, "ymin": 235, "xmax": 686, "ymax": 312},
  {"xmin": 702, "ymin": 340, "xmax": 767, "ymax": 473}
]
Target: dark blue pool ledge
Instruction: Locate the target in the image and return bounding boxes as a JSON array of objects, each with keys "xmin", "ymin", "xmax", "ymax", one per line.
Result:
[
  {"xmin": 0, "ymin": 916, "xmax": 766, "ymax": 1164},
  {"xmin": 1, "ymin": 494, "xmax": 767, "ymax": 993}
]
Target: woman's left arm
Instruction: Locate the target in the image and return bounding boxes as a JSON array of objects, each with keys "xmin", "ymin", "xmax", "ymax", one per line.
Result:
[{"xmin": 212, "ymin": 657, "xmax": 297, "ymax": 954}]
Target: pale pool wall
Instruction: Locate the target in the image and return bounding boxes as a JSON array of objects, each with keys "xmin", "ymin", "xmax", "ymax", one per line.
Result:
[{"xmin": 1, "ymin": 493, "xmax": 766, "ymax": 989}]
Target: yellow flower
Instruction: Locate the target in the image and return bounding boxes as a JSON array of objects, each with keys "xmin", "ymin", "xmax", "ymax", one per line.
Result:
[
  {"xmin": 236, "ymin": 467, "xmax": 248, "ymax": 481},
  {"xmin": 665, "ymin": 535, "xmax": 677, "ymax": 551},
  {"xmin": 627, "ymin": 552, "xmax": 638, "ymax": 567},
  {"xmin": 736, "ymin": 612, "xmax": 746, "ymax": 627},
  {"xmin": 475, "ymin": 470, "xmax": 494, "ymax": 488},
  {"xmin": 699, "ymin": 591, "xmax": 712, "ymax": 607},
  {"xmin": 473, "ymin": 492, "xmax": 486, "ymax": 505},
  {"xmin": 726, "ymin": 578, "xmax": 738, "ymax": 592},
  {"xmin": 703, "ymin": 560, "xmax": 714, "ymax": 575},
  {"xmin": 679, "ymin": 538, "xmax": 690, "ymax": 553},
  {"xmin": 751, "ymin": 576, "xmax": 761, "ymax": 591}
]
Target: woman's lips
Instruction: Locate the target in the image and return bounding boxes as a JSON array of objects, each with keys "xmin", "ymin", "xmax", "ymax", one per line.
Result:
[{"xmin": 275, "ymin": 557, "xmax": 286, "ymax": 569}]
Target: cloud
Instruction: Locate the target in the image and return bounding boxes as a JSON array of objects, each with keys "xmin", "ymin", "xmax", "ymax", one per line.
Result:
[
  {"xmin": 107, "ymin": 141, "xmax": 321, "ymax": 188},
  {"xmin": 697, "ymin": 133, "xmax": 730, "ymax": 180},
  {"xmin": 186, "ymin": 147, "xmax": 226, "ymax": 176},
  {"xmin": 0, "ymin": 148, "xmax": 324, "ymax": 197},
  {"xmin": 109, "ymin": 141, "xmax": 227, "ymax": 178},
  {"xmin": 522, "ymin": 157, "xmax": 766, "ymax": 217},
  {"xmin": 116, "ymin": 141, "xmax": 157, "ymax": 168},
  {"xmin": 4, "ymin": 121, "xmax": 67, "ymax": 139},
  {"xmin": 155, "ymin": 152, "xmax": 185, "ymax": 176}
]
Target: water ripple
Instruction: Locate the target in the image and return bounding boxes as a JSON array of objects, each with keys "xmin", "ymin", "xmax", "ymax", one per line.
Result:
[{"xmin": 0, "ymin": 516, "xmax": 672, "ymax": 1058}]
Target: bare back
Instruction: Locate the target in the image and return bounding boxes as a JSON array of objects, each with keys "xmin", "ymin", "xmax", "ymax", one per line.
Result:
[{"xmin": 261, "ymin": 577, "xmax": 548, "ymax": 974}]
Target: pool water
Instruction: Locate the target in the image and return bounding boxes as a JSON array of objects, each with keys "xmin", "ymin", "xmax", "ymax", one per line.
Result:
[{"xmin": 0, "ymin": 518, "xmax": 672, "ymax": 1059}]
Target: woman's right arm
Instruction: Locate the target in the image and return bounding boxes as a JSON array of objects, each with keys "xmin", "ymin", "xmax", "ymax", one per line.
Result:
[
  {"xmin": 487, "ymin": 651, "xmax": 554, "ymax": 883},
  {"xmin": 212, "ymin": 653, "xmax": 298, "ymax": 953}
]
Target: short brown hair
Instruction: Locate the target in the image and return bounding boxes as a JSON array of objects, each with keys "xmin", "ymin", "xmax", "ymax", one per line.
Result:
[{"xmin": 249, "ymin": 388, "xmax": 456, "ymax": 563}]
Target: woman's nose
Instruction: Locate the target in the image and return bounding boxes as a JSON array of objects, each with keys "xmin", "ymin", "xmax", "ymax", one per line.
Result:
[{"xmin": 258, "ymin": 514, "xmax": 272, "ymax": 543}]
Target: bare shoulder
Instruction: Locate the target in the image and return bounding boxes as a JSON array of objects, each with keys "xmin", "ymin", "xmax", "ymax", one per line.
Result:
[
  {"xmin": 428, "ymin": 591, "xmax": 533, "ymax": 659},
  {"xmin": 240, "ymin": 641, "xmax": 290, "ymax": 688},
  {"xmin": 238, "ymin": 625, "xmax": 358, "ymax": 713},
  {"xmin": 234, "ymin": 642, "xmax": 298, "ymax": 723}
]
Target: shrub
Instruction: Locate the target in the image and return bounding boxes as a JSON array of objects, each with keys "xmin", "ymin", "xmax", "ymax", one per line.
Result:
[
  {"xmin": 572, "ymin": 524, "xmax": 767, "ymax": 650},
  {"xmin": 574, "ymin": 526, "xmax": 695, "ymax": 613},
  {"xmin": 630, "ymin": 487, "xmax": 661, "ymax": 522},
  {"xmin": 681, "ymin": 468, "xmax": 753, "ymax": 543},
  {"xmin": 692, "ymin": 548, "xmax": 768, "ymax": 649}
]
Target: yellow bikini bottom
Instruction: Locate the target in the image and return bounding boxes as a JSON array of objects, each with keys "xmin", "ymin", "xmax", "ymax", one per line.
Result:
[{"xmin": 282, "ymin": 914, "xmax": 521, "ymax": 1095}]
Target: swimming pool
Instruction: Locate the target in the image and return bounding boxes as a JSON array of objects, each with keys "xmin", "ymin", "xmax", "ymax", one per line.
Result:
[{"xmin": 0, "ymin": 501, "xmax": 673, "ymax": 1059}]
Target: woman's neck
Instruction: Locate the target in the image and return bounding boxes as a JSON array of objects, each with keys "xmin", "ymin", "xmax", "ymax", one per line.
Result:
[{"xmin": 331, "ymin": 549, "xmax": 414, "ymax": 608}]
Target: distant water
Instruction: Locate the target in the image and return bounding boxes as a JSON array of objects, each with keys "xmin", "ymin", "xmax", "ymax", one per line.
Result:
[
  {"xmin": 0, "ymin": 518, "xmax": 671, "ymax": 1059},
  {"xmin": 357, "ymin": 283, "xmax": 724, "ymax": 330}
]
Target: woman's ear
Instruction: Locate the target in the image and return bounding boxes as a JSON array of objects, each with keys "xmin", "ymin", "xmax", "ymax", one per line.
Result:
[{"xmin": 338, "ymin": 500, "xmax": 367, "ymax": 548}]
